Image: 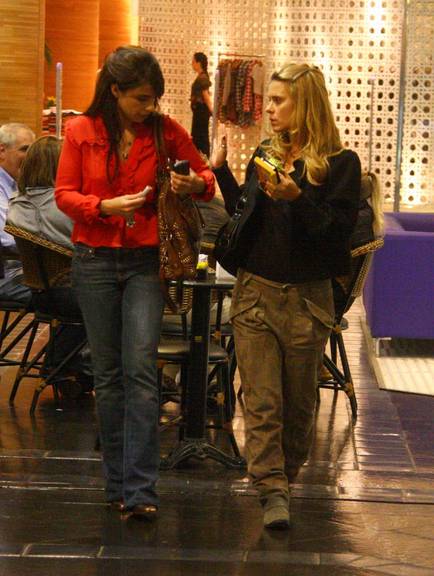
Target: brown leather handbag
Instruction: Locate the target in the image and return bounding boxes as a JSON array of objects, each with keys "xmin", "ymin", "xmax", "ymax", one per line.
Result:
[
  {"xmin": 153, "ymin": 116, "xmax": 204, "ymax": 303},
  {"xmin": 157, "ymin": 173, "xmax": 203, "ymax": 281}
]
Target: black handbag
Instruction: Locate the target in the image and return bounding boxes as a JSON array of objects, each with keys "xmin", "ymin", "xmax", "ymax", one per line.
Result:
[{"xmin": 213, "ymin": 174, "xmax": 262, "ymax": 276}]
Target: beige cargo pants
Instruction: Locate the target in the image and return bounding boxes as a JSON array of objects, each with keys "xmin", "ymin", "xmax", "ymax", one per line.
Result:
[{"xmin": 231, "ymin": 269, "xmax": 334, "ymax": 501}]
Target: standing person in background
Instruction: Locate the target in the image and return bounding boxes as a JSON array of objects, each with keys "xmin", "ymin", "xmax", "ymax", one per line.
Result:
[
  {"xmin": 55, "ymin": 46, "xmax": 215, "ymax": 519},
  {"xmin": 211, "ymin": 63, "xmax": 361, "ymax": 529},
  {"xmin": 191, "ymin": 52, "xmax": 213, "ymax": 156},
  {"xmin": 0, "ymin": 122, "xmax": 35, "ymax": 303}
]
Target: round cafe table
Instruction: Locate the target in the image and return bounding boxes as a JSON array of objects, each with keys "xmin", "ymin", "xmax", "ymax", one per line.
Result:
[{"xmin": 160, "ymin": 275, "xmax": 246, "ymax": 470}]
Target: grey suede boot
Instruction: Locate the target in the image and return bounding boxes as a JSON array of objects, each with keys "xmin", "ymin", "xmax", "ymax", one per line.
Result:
[{"xmin": 263, "ymin": 494, "xmax": 290, "ymax": 530}]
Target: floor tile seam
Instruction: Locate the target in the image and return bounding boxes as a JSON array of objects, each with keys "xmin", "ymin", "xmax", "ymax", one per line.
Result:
[
  {"xmin": 400, "ymin": 429, "xmax": 419, "ymax": 470},
  {"xmin": 0, "ymin": 452, "xmax": 101, "ymax": 462},
  {"xmin": 351, "ymin": 330, "xmax": 415, "ymax": 465},
  {"xmin": 0, "ymin": 465, "xmax": 434, "ymax": 492},
  {"xmin": 353, "ymin": 426, "xmax": 415, "ymax": 466},
  {"xmin": 0, "ymin": 483, "xmax": 103, "ymax": 493},
  {"xmin": 2, "ymin": 485, "xmax": 434, "ymax": 504},
  {"xmin": 0, "ymin": 454, "xmax": 428, "ymax": 474},
  {"xmin": 388, "ymin": 529, "xmax": 434, "ymax": 543},
  {"xmin": 2, "ymin": 476, "xmax": 434, "ymax": 493},
  {"xmin": 2, "ymin": 545, "xmax": 431, "ymax": 570},
  {"xmin": 290, "ymin": 494, "xmax": 434, "ymax": 504}
]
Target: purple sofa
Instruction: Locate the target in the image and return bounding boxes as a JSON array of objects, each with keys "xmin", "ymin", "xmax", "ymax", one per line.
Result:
[{"xmin": 363, "ymin": 212, "xmax": 434, "ymax": 340}]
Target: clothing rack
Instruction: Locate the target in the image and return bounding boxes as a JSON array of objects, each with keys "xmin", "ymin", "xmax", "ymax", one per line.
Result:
[
  {"xmin": 218, "ymin": 52, "xmax": 265, "ymax": 60},
  {"xmin": 210, "ymin": 52, "xmax": 265, "ymax": 152}
]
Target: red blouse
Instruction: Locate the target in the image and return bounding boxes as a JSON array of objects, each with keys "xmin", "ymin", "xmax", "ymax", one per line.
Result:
[{"xmin": 55, "ymin": 115, "xmax": 215, "ymax": 248}]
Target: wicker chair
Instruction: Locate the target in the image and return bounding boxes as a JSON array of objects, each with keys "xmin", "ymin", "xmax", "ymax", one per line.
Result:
[
  {"xmin": 318, "ymin": 237, "xmax": 385, "ymax": 420},
  {"xmin": 4, "ymin": 225, "xmax": 88, "ymax": 413}
]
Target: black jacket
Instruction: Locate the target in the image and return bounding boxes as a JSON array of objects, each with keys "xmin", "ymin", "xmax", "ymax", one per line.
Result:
[{"xmin": 213, "ymin": 147, "xmax": 361, "ymax": 283}]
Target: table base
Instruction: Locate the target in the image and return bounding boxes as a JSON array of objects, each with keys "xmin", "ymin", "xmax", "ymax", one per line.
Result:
[{"xmin": 160, "ymin": 439, "xmax": 246, "ymax": 470}]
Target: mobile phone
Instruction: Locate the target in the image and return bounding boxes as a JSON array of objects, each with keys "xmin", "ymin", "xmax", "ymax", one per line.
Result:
[
  {"xmin": 254, "ymin": 156, "xmax": 281, "ymax": 186},
  {"xmin": 173, "ymin": 160, "xmax": 190, "ymax": 175}
]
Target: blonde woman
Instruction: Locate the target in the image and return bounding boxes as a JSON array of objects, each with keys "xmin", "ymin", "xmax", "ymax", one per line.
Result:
[{"xmin": 211, "ymin": 63, "xmax": 361, "ymax": 529}]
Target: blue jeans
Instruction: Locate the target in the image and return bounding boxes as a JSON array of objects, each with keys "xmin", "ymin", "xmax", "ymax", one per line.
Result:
[
  {"xmin": 72, "ymin": 244, "xmax": 164, "ymax": 509},
  {"xmin": 0, "ymin": 273, "xmax": 32, "ymax": 304}
]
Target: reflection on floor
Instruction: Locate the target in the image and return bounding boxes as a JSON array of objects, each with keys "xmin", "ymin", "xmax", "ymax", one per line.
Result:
[
  {"xmin": 363, "ymin": 329, "xmax": 434, "ymax": 396},
  {"xmin": 1, "ymin": 300, "xmax": 433, "ymax": 576}
]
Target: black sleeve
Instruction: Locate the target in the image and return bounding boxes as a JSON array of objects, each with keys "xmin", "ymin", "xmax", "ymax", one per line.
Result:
[
  {"xmin": 290, "ymin": 149, "xmax": 361, "ymax": 241},
  {"xmin": 212, "ymin": 147, "xmax": 262, "ymax": 216},
  {"xmin": 197, "ymin": 75, "xmax": 211, "ymax": 91}
]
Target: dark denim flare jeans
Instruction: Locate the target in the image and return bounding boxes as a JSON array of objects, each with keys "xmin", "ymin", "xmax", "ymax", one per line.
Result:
[{"xmin": 72, "ymin": 243, "xmax": 164, "ymax": 509}]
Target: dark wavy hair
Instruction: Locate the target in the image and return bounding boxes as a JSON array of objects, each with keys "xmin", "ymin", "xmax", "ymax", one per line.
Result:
[
  {"xmin": 85, "ymin": 45, "xmax": 165, "ymax": 180},
  {"xmin": 193, "ymin": 52, "xmax": 209, "ymax": 76}
]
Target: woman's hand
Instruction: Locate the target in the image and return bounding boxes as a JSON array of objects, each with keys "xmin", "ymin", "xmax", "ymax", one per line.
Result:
[
  {"xmin": 210, "ymin": 135, "xmax": 228, "ymax": 169},
  {"xmin": 264, "ymin": 171, "xmax": 301, "ymax": 202},
  {"xmin": 170, "ymin": 172, "xmax": 205, "ymax": 198},
  {"xmin": 99, "ymin": 190, "xmax": 149, "ymax": 219}
]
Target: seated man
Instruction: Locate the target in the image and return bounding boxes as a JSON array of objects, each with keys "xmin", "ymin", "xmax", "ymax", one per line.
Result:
[{"xmin": 0, "ymin": 123, "xmax": 35, "ymax": 303}]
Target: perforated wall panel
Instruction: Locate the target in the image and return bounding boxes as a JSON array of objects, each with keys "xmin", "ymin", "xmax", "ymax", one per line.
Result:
[
  {"xmin": 138, "ymin": 0, "xmax": 269, "ymax": 179},
  {"xmin": 400, "ymin": 0, "xmax": 434, "ymax": 209},
  {"xmin": 138, "ymin": 0, "xmax": 434, "ymax": 210}
]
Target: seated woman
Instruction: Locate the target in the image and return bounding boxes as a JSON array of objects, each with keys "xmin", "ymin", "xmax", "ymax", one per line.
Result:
[{"xmin": 7, "ymin": 136, "xmax": 92, "ymax": 394}]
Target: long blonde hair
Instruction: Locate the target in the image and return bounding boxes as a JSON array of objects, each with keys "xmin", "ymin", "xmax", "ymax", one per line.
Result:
[
  {"xmin": 265, "ymin": 63, "xmax": 343, "ymax": 185},
  {"xmin": 361, "ymin": 171, "xmax": 384, "ymax": 237}
]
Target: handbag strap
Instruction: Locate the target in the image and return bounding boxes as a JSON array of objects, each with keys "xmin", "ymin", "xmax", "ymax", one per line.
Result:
[
  {"xmin": 153, "ymin": 114, "xmax": 184, "ymax": 312},
  {"xmin": 153, "ymin": 114, "xmax": 169, "ymax": 184}
]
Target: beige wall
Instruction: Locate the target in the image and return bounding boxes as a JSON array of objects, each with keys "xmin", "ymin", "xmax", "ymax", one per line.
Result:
[{"xmin": 0, "ymin": 0, "xmax": 45, "ymax": 134}]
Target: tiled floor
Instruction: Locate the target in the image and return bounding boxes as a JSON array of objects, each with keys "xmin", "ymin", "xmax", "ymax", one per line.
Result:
[
  {"xmin": 0, "ymin": 301, "xmax": 433, "ymax": 575},
  {"xmin": 363, "ymin": 332, "xmax": 434, "ymax": 396}
]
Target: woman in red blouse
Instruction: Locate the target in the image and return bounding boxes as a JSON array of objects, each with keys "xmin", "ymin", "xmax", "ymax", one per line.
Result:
[{"xmin": 56, "ymin": 46, "xmax": 215, "ymax": 519}]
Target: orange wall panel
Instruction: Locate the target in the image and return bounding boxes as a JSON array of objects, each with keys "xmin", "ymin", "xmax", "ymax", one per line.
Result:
[
  {"xmin": 99, "ymin": 0, "xmax": 132, "ymax": 65},
  {"xmin": 45, "ymin": 0, "xmax": 99, "ymax": 112},
  {"xmin": 0, "ymin": 0, "xmax": 45, "ymax": 134}
]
